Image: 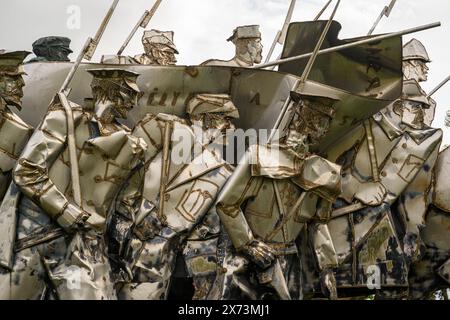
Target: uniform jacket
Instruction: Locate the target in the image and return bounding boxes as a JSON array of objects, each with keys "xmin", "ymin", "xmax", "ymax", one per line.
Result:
[
  {"xmin": 215, "ymin": 143, "xmax": 341, "ymax": 250},
  {"xmin": 0, "ymin": 97, "xmax": 146, "ymax": 269}
]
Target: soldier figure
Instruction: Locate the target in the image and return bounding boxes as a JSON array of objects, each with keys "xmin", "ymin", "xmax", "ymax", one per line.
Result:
[
  {"xmin": 180, "ymin": 94, "xmax": 239, "ymax": 299},
  {"xmin": 311, "ymin": 79, "xmax": 442, "ymax": 298},
  {"xmin": 0, "ymin": 50, "xmax": 33, "ymax": 202},
  {"xmin": 27, "ymin": 36, "xmax": 73, "ymax": 63},
  {"xmin": 113, "ymin": 97, "xmax": 236, "ymax": 299},
  {"xmin": 209, "ymin": 90, "xmax": 342, "ymax": 300},
  {"xmin": 0, "ymin": 68, "xmax": 146, "ymax": 299},
  {"xmin": 403, "ymin": 38, "xmax": 435, "ymax": 126},
  {"xmin": 133, "ymin": 30, "xmax": 178, "ymax": 66},
  {"xmin": 202, "ymin": 25, "xmax": 263, "ymax": 67}
]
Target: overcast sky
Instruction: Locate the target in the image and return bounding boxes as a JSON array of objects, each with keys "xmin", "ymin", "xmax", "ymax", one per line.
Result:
[{"xmin": 1, "ymin": 0, "xmax": 449, "ymax": 145}]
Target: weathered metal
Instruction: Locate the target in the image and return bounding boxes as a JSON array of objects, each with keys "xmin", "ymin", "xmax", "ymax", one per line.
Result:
[
  {"xmin": 255, "ymin": 22, "xmax": 441, "ymax": 69},
  {"xmin": 264, "ymin": 0, "xmax": 297, "ymax": 63},
  {"xmin": 117, "ymin": 0, "xmax": 163, "ymax": 55},
  {"xmin": 367, "ymin": 0, "xmax": 397, "ymax": 36}
]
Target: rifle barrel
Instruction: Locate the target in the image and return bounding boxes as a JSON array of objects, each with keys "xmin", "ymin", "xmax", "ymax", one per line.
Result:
[
  {"xmin": 59, "ymin": 38, "xmax": 92, "ymax": 93},
  {"xmin": 254, "ymin": 22, "xmax": 441, "ymax": 69},
  {"xmin": 314, "ymin": 0, "xmax": 332, "ymax": 21},
  {"xmin": 264, "ymin": 0, "xmax": 296, "ymax": 63},
  {"xmin": 117, "ymin": 0, "xmax": 163, "ymax": 55},
  {"xmin": 93, "ymin": 0, "xmax": 120, "ymax": 43},
  {"xmin": 428, "ymin": 76, "xmax": 450, "ymax": 97}
]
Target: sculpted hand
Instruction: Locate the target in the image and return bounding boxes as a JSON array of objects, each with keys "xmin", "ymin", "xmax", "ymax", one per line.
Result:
[
  {"xmin": 241, "ymin": 240, "xmax": 276, "ymax": 269},
  {"xmin": 354, "ymin": 182, "xmax": 387, "ymax": 206}
]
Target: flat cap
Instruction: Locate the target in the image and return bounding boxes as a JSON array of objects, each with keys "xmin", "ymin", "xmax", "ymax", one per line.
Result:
[
  {"xmin": 227, "ymin": 25, "xmax": 261, "ymax": 42},
  {"xmin": 87, "ymin": 68, "xmax": 141, "ymax": 93},
  {"xmin": 142, "ymin": 29, "xmax": 178, "ymax": 53},
  {"xmin": 0, "ymin": 50, "xmax": 31, "ymax": 75},
  {"xmin": 186, "ymin": 93, "xmax": 239, "ymax": 118},
  {"xmin": 403, "ymin": 38, "xmax": 430, "ymax": 62},
  {"xmin": 32, "ymin": 36, "xmax": 73, "ymax": 52}
]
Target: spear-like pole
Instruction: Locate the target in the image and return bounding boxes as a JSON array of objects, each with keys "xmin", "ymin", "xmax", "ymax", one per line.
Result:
[
  {"xmin": 268, "ymin": 0, "xmax": 341, "ymax": 141},
  {"xmin": 428, "ymin": 75, "xmax": 450, "ymax": 98},
  {"xmin": 253, "ymin": 22, "xmax": 441, "ymax": 70},
  {"xmin": 367, "ymin": 0, "xmax": 397, "ymax": 36},
  {"xmin": 313, "ymin": 0, "xmax": 332, "ymax": 21},
  {"xmin": 264, "ymin": 0, "xmax": 297, "ymax": 64},
  {"xmin": 266, "ymin": 0, "xmax": 332, "ymax": 71},
  {"xmin": 58, "ymin": 0, "xmax": 120, "ymax": 206},
  {"xmin": 59, "ymin": 0, "xmax": 120, "ymax": 93},
  {"xmin": 117, "ymin": 0, "xmax": 163, "ymax": 55}
]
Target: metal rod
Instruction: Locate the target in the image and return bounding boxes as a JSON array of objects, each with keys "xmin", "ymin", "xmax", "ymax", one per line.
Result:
[
  {"xmin": 268, "ymin": 0, "xmax": 340, "ymax": 141},
  {"xmin": 367, "ymin": 0, "xmax": 397, "ymax": 36},
  {"xmin": 299, "ymin": 0, "xmax": 340, "ymax": 83},
  {"xmin": 428, "ymin": 75, "xmax": 450, "ymax": 97},
  {"xmin": 93, "ymin": 0, "xmax": 120, "ymax": 43},
  {"xmin": 266, "ymin": 0, "xmax": 333, "ymax": 71},
  {"xmin": 264, "ymin": 0, "xmax": 296, "ymax": 63},
  {"xmin": 117, "ymin": 0, "xmax": 163, "ymax": 55},
  {"xmin": 59, "ymin": 0, "xmax": 120, "ymax": 92},
  {"xmin": 313, "ymin": 0, "xmax": 332, "ymax": 21},
  {"xmin": 253, "ymin": 21, "xmax": 441, "ymax": 69}
]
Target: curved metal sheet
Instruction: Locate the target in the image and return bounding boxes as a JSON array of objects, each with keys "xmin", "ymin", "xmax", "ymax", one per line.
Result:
[{"xmin": 20, "ymin": 62, "xmax": 396, "ymax": 154}]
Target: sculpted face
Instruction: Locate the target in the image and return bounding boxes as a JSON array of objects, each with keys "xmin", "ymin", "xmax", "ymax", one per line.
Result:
[
  {"xmin": 114, "ymin": 88, "xmax": 140, "ymax": 119},
  {"xmin": 0, "ymin": 73, "xmax": 25, "ymax": 108},
  {"xmin": 294, "ymin": 99, "xmax": 333, "ymax": 143},
  {"xmin": 191, "ymin": 113, "xmax": 235, "ymax": 132},
  {"xmin": 403, "ymin": 59, "xmax": 429, "ymax": 82},
  {"xmin": 247, "ymin": 38, "xmax": 263, "ymax": 64},
  {"xmin": 50, "ymin": 46, "xmax": 72, "ymax": 61}
]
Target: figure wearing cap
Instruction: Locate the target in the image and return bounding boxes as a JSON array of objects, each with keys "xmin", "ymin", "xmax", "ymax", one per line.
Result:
[
  {"xmin": 309, "ymin": 78, "xmax": 442, "ymax": 298},
  {"xmin": 27, "ymin": 36, "xmax": 73, "ymax": 63},
  {"xmin": 108, "ymin": 94, "xmax": 239, "ymax": 299},
  {"xmin": 133, "ymin": 29, "xmax": 178, "ymax": 66},
  {"xmin": 108, "ymin": 104, "xmax": 235, "ymax": 299},
  {"xmin": 0, "ymin": 50, "xmax": 33, "ymax": 202},
  {"xmin": 403, "ymin": 38, "xmax": 436, "ymax": 126},
  {"xmin": 208, "ymin": 91, "xmax": 342, "ymax": 300},
  {"xmin": 0, "ymin": 68, "xmax": 147, "ymax": 299},
  {"xmin": 201, "ymin": 25, "xmax": 263, "ymax": 67},
  {"xmin": 171, "ymin": 94, "xmax": 240, "ymax": 299}
]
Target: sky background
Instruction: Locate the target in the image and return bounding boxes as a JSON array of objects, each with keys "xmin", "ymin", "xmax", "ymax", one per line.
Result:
[{"xmin": 1, "ymin": 0, "xmax": 449, "ymax": 146}]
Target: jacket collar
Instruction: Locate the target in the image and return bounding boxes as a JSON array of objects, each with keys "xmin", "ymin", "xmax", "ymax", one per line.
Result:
[{"xmin": 373, "ymin": 111, "xmax": 437, "ymax": 144}]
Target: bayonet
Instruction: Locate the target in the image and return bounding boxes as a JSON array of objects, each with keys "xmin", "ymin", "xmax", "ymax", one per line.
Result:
[
  {"xmin": 266, "ymin": 0, "xmax": 333, "ymax": 70},
  {"xmin": 428, "ymin": 75, "xmax": 450, "ymax": 98},
  {"xmin": 58, "ymin": 0, "xmax": 120, "ymax": 207},
  {"xmin": 254, "ymin": 22, "xmax": 441, "ymax": 70},
  {"xmin": 117, "ymin": 0, "xmax": 163, "ymax": 55},
  {"xmin": 264, "ymin": 0, "xmax": 297, "ymax": 64},
  {"xmin": 313, "ymin": 0, "xmax": 332, "ymax": 21},
  {"xmin": 268, "ymin": 0, "xmax": 341, "ymax": 141},
  {"xmin": 60, "ymin": 0, "xmax": 120, "ymax": 93},
  {"xmin": 367, "ymin": 0, "xmax": 397, "ymax": 36}
]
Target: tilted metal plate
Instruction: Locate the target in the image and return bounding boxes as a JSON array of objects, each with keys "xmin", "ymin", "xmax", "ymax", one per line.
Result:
[
  {"xmin": 279, "ymin": 20, "xmax": 403, "ymax": 100},
  {"xmin": 20, "ymin": 63, "xmax": 398, "ymax": 154}
]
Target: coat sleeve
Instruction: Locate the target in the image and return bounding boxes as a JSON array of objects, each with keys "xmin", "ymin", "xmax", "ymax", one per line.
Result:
[
  {"xmin": 396, "ymin": 140, "xmax": 440, "ymax": 236},
  {"xmin": 13, "ymin": 103, "xmax": 88, "ymax": 231},
  {"xmin": 215, "ymin": 151, "xmax": 260, "ymax": 249}
]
